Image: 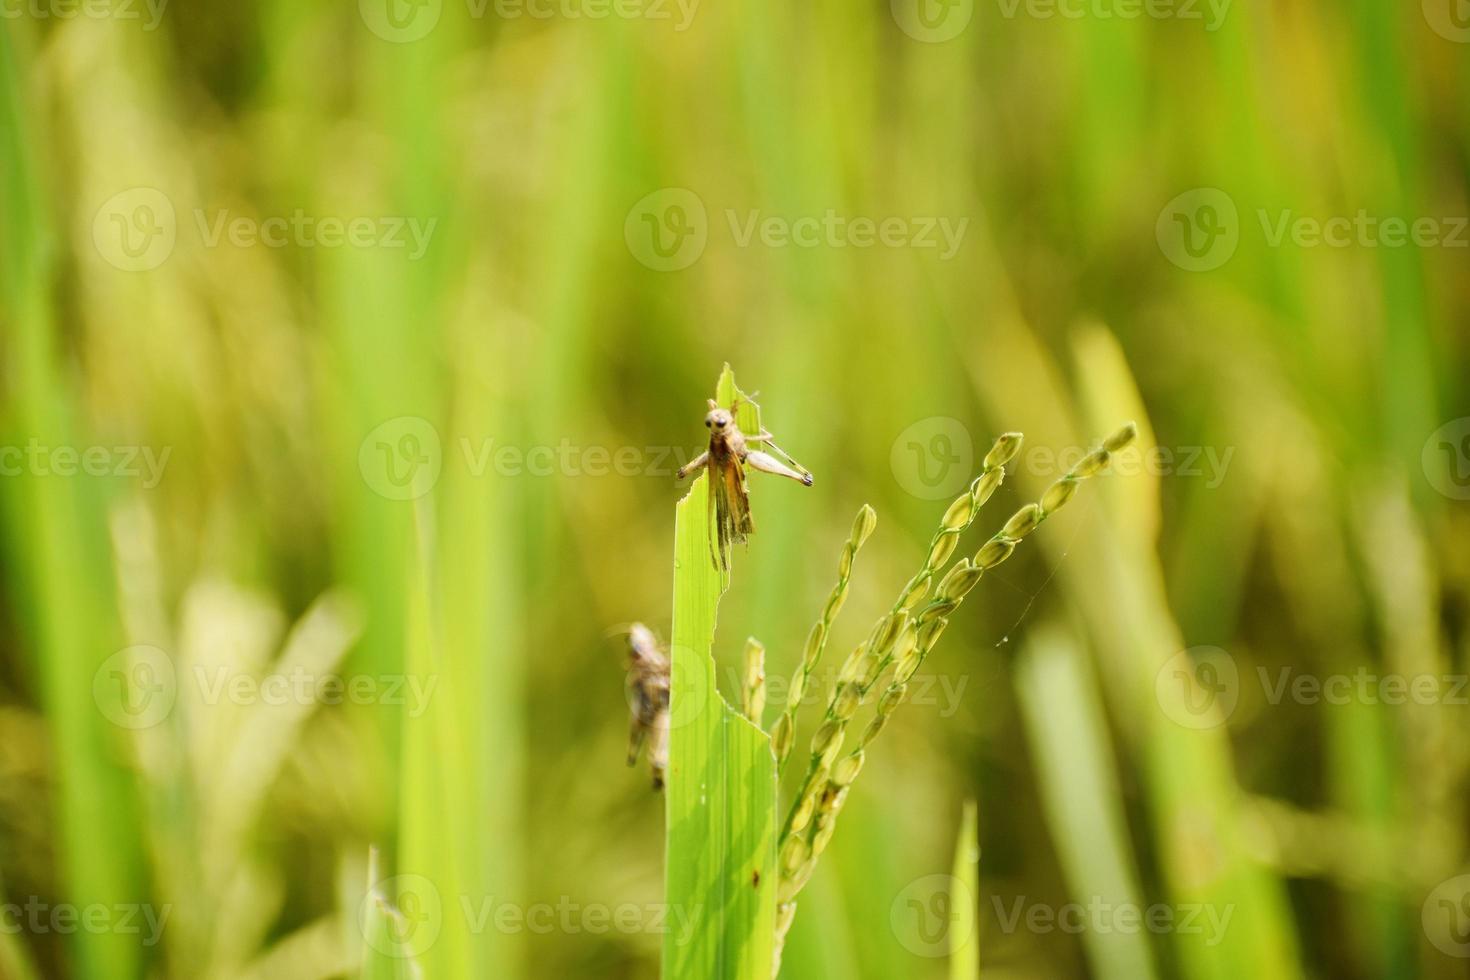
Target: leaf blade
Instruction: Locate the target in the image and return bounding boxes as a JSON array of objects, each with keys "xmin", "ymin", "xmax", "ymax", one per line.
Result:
[
  {"xmin": 663, "ymin": 369, "xmax": 778, "ymax": 980},
  {"xmin": 949, "ymin": 801, "xmax": 979, "ymax": 980}
]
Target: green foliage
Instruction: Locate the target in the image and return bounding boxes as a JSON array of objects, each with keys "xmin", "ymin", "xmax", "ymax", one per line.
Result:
[
  {"xmin": 360, "ymin": 852, "xmax": 425, "ymax": 980},
  {"xmin": 1017, "ymin": 630, "xmax": 1157, "ymax": 980},
  {"xmin": 0, "ymin": 4, "xmax": 1464, "ymax": 980},
  {"xmin": 949, "ymin": 802, "xmax": 979, "ymax": 980},
  {"xmin": 0, "ymin": 26, "xmax": 141, "ymax": 980},
  {"xmin": 664, "ymin": 368, "xmax": 778, "ymax": 980}
]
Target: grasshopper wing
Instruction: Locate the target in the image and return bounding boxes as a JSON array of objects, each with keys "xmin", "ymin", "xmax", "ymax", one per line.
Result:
[{"xmin": 708, "ymin": 453, "xmax": 754, "ymax": 569}]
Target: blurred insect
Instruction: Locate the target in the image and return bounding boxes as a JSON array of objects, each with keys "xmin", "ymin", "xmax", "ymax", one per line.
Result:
[
  {"xmin": 623, "ymin": 622, "xmax": 671, "ymax": 791},
  {"xmin": 676, "ymin": 397, "xmax": 813, "ymax": 569}
]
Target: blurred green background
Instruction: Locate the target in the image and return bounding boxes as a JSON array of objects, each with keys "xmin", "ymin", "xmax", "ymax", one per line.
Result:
[{"xmin": 1, "ymin": 0, "xmax": 1468, "ymax": 977}]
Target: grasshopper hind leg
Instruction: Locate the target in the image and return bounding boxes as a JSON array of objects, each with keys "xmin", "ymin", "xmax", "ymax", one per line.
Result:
[
  {"xmin": 744, "ymin": 449, "xmax": 814, "ymax": 486},
  {"xmin": 748, "ymin": 432, "xmax": 813, "ymax": 484}
]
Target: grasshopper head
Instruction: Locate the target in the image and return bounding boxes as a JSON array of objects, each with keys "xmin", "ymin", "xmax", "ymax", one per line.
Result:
[
  {"xmin": 704, "ymin": 402, "xmax": 733, "ymax": 432},
  {"xmin": 627, "ymin": 623, "xmax": 666, "ymax": 668}
]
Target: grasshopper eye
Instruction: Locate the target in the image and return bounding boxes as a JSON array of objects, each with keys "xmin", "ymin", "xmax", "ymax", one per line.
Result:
[
  {"xmin": 705, "ymin": 419, "xmax": 712, "ymax": 428},
  {"xmin": 716, "ymin": 419, "xmax": 726, "ymax": 428}
]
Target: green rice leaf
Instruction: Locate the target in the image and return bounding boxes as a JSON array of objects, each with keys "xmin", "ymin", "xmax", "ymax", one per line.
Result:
[
  {"xmin": 949, "ymin": 801, "xmax": 979, "ymax": 980},
  {"xmin": 1016, "ymin": 628, "xmax": 1158, "ymax": 980},
  {"xmin": 663, "ymin": 367, "xmax": 778, "ymax": 980},
  {"xmin": 359, "ymin": 862, "xmax": 425, "ymax": 980},
  {"xmin": 0, "ymin": 26, "xmax": 141, "ymax": 980}
]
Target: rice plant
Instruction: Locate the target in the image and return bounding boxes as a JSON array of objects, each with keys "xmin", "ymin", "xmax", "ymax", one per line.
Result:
[{"xmin": 661, "ymin": 366, "xmax": 1136, "ymax": 978}]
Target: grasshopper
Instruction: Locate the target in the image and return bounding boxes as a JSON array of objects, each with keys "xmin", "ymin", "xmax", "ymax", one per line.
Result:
[
  {"xmin": 624, "ymin": 622, "xmax": 671, "ymax": 790},
  {"xmin": 677, "ymin": 398, "xmax": 813, "ymax": 569}
]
